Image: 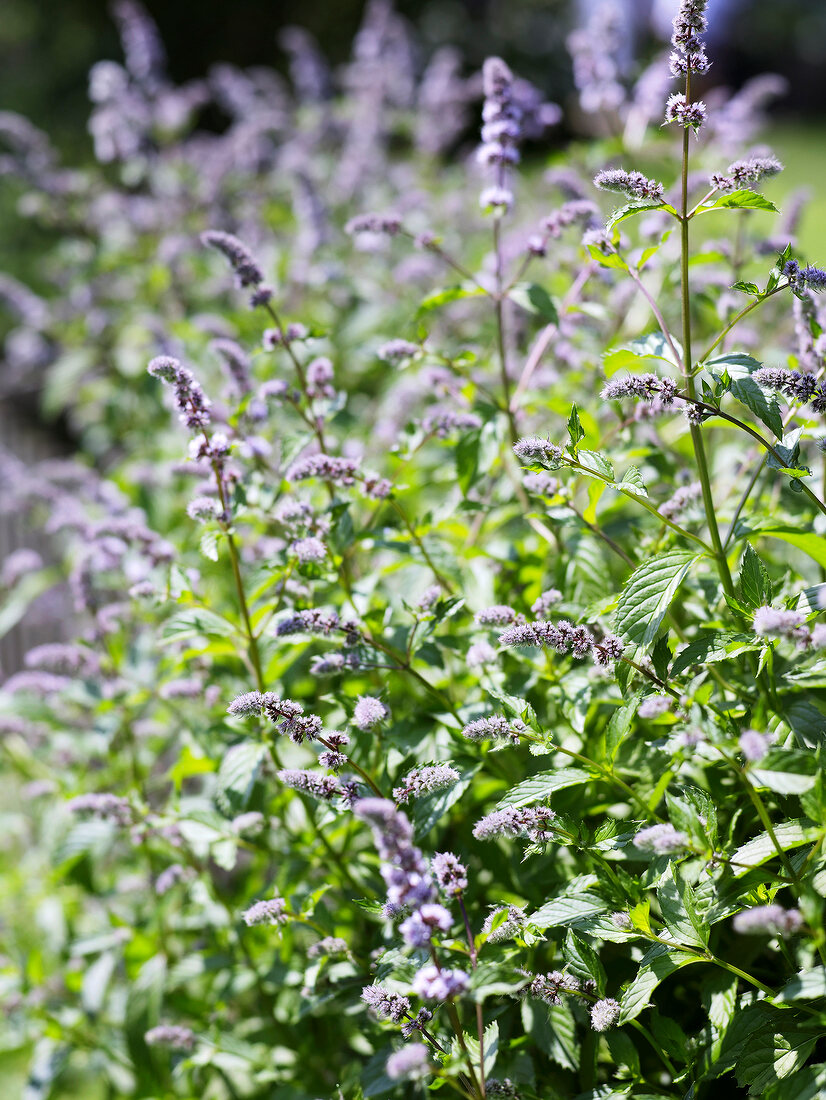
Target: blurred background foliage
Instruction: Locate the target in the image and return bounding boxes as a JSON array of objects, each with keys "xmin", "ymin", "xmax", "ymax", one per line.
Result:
[{"xmin": 2, "ymin": 0, "xmax": 826, "ymax": 147}]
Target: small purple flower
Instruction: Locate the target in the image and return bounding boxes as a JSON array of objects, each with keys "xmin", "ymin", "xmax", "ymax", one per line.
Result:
[
  {"xmin": 386, "ymin": 1042, "xmax": 431, "ymax": 1081},
  {"xmin": 393, "ymin": 764, "xmax": 459, "ymax": 805},
  {"xmin": 664, "ymin": 92, "xmax": 707, "ymax": 130},
  {"xmin": 144, "ymin": 1025, "xmax": 196, "ymax": 1051},
  {"xmin": 292, "ymin": 536, "xmax": 327, "ymax": 564},
  {"xmin": 733, "ymin": 905, "xmax": 802, "ymax": 935},
  {"xmin": 67, "ymin": 793, "xmax": 133, "ymax": 825},
  {"xmin": 201, "ymin": 229, "xmax": 264, "ymax": 288},
  {"xmin": 277, "ymin": 769, "xmax": 340, "ymax": 801},
  {"xmin": 377, "ymin": 338, "xmax": 420, "ymax": 363},
  {"xmin": 531, "ymin": 589, "xmax": 562, "ymax": 616},
  {"xmin": 353, "ymin": 696, "xmax": 388, "ymax": 730},
  {"xmin": 462, "ymin": 715, "xmax": 526, "ymax": 744},
  {"xmin": 753, "ymin": 605, "xmax": 807, "ymax": 641},
  {"xmin": 431, "ymin": 852, "xmax": 468, "ymax": 896},
  {"xmin": 412, "ymin": 964, "xmax": 469, "ymax": 1001},
  {"xmin": 400, "ymin": 903, "xmax": 452, "ymax": 947},
  {"xmin": 602, "ymin": 374, "xmax": 678, "ymax": 405},
  {"xmin": 528, "ymin": 970, "xmax": 581, "ymax": 1006},
  {"xmin": 638, "ymin": 695, "xmax": 671, "ymax": 719},
  {"xmin": 634, "ymin": 823, "xmax": 688, "ymax": 854},
  {"xmin": 590, "ymin": 998, "xmax": 621, "ymax": 1031},
  {"xmin": 473, "ymin": 805, "xmax": 555, "ymax": 843},
  {"xmin": 227, "ymin": 690, "xmax": 265, "ymax": 717},
  {"xmin": 467, "ymin": 641, "xmax": 497, "ymax": 668},
  {"xmin": 242, "ymin": 895, "xmax": 288, "ymax": 926},
  {"xmin": 513, "ymin": 437, "xmax": 563, "ymax": 465},
  {"xmin": 739, "ymin": 729, "xmax": 772, "ymax": 762},
  {"xmin": 594, "ymin": 168, "xmax": 664, "ymax": 202},
  {"xmin": 361, "ymin": 983, "xmax": 411, "ymax": 1022},
  {"xmin": 475, "ymin": 605, "xmax": 520, "ymax": 626}
]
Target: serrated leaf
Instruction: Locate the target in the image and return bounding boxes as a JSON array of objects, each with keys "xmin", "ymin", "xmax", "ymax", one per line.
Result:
[
  {"xmin": 161, "ymin": 607, "xmax": 236, "ymax": 643},
  {"xmin": 777, "ymin": 967, "xmax": 826, "ymax": 1002},
  {"xmin": 670, "ymin": 630, "xmax": 761, "ymax": 677},
  {"xmin": 531, "ymin": 893, "xmax": 608, "ymax": 929},
  {"xmin": 735, "ymin": 1028, "xmax": 819, "ymax": 1095},
  {"xmin": 619, "ymin": 943, "xmax": 702, "ymax": 1022},
  {"xmin": 199, "ymin": 527, "xmax": 220, "ymax": 561},
  {"xmin": 740, "ymin": 543, "xmax": 773, "ymax": 608},
  {"xmin": 606, "ymin": 200, "xmax": 672, "ymax": 230},
  {"xmin": 546, "ymin": 999, "xmax": 578, "ymax": 1070},
  {"xmin": 416, "ymin": 284, "xmax": 485, "ymax": 316},
  {"xmin": 603, "ymin": 331, "xmax": 681, "ymax": 375},
  {"xmin": 748, "ymin": 748, "xmax": 818, "ymax": 795},
  {"xmin": 497, "ymin": 768, "xmax": 591, "ymax": 808},
  {"xmin": 616, "ymin": 465, "xmax": 648, "ymax": 496},
  {"xmin": 577, "ymin": 449, "xmax": 614, "ymax": 480},
  {"xmin": 563, "ymin": 929, "xmax": 606, "ymax": 995},
  {"xmin": 215, "ymin": 741, "xmax": 266, "ymax": 816},
  {"xmin": 567, "ymin": 403, "xmax": 585, "ymax": 449},
  {"xmin": 613, "ymin": 550, "xmax": 701, "ymax": 651},
  {"xmin": 701, "ymin": 189, "xmax": 779, "ymax": 214},
  {"xmin": 657, "ymin": 864, "xmax": 708, "ymax": 948},
  {"xmin": 708, "ymin": 355, "xmax": 783, "ymax": 438},
  {"xmin": 587, "ymin": 243, "xmax": 628, "ymax": 270},
  {"xmin": 509, "ymin": 282, "xmax": 559, "ymax": 324},
  {"xmin": 730, "ymin": 818, "xmax": 818, "ymax": 876},
  {"xmin": 732, "ymin": 281, "xmax": 761, "ymax": 296},
  {"xmin": 456, "ymin": 429, "xmax": 481, "ymax": 497}
]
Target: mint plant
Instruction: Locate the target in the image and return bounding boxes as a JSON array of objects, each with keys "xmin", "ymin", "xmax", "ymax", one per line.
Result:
[{"xmin": 1, "ymin": 1, "xmax": 826, "ymax": 1098}]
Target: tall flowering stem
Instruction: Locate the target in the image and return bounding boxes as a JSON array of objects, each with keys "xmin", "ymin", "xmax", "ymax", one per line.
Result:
[{"xmin": 675, "ymin": 12, "xmax": 739, "ymax": 613}]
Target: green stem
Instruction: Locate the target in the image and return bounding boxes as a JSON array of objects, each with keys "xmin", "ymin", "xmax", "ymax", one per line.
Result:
[{"xmin": 678, "ymin": 73, "xmax": 743, "ymax": 620}]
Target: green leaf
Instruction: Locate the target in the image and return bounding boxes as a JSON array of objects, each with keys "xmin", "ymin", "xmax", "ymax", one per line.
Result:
[
  {"xmin": 605, "ymin": 694, "xmax": 641, "ymax": 763},
  {"xmin": 730, "ymin": 818, "xmax": 818, "ymax": 876},
  {"xmin": 546, "ymin": 1000, "xmax": 578, "ymax": 1071},
  {"xmin": 509, "ymin": 282, "xmax": 559, "ymax": 324},
  {"xmin": 577, "ymin": 449, "xmax": 614, "ymax": 480},
  {"xmin": 416, "ymin": 284, "xmax": 485, "ymax": 316},
  {"xmin": 616, "ymin": 465, "xmax": 648, "ymax": 496},
  {"xmin": 567, "ymin": 403, "xmax": 585, "ymax": 450},
  {"xmin": 763, "ymin": 1063, "xmax": 826, "ymax": 1100},
  {"xmin": 496, "ymin": 768, "xmax": 591, "ymax": 808},
  {"xmin": 413, "ymin": 773, "xmax": 475, "ymax": 836},
  {"xmin": 708, "ymin": 355, "xmax": 783, "ymax": 438},
  {"xmin": 587, "ymin": 244, "xmax": 628, "ymax": 270},
  {"xmin": 748, "ymin": 749, "xmax": 818, "ymax": 795},
  {"xmin": 670, "ymin": 630, "xmax": 761, "ymax": 677},
  {"xmin": 619, "ymin": 943, "xmax": 702, "ymax": 1022},
  {"xmin": 215, "ymin": 741, "xmax": 266, "ymax": 816},
  {"xmin": 199, "ymin": 527, "xmax": 220, "ymax": 562},
  {"xmin": 531, "ymin": 892, "xmax": 608, "ymax": 929},
  {"xmin": 735, "ymin": 1028, "xmax": 819, "ymax": 1095},
  {"xmin": 701, "ymin": 189, "xmax": 779, "ymax": 214},
  {"xmin": 456, "ymin": 429, "xmax": 481, "ymax": 497},
  {"xmin": 777, "ymin": 967, "xmax": 826, "ymax": 1002},
  {"xmin": 468, "ymin": 963, "xmax": 530, "ymax": 1002},
  {"xmin": 602, "ymin": 331, "xmax": 681, "ymax": 375},
  {"xmin": 606, "ymin": 200, "xmax": 673, "ymax": 230},
  {"xmin": 740, "ymin": 543, "xmax": 773, "ymax": 608},
  {"xmin": 732, "ymin": 281, "xmax": 761, "ymax": 296},
  {"xmin": 657, "ymin": 864, "xmax": 708, "ymax": 948},
  {"xmin": 161, "ymin": 607, "xmax": 236, "ymax": 643},
  {"xmin": 735, "ymin": 521, "xmax": 826, "ymax": 570},
  {"xmin": 613, "ymin": 550, "xmax": 701, "ymax": 651},
  {"xmin": 563, "ymin": 929, "xmax": 606, "ymax": 995}
]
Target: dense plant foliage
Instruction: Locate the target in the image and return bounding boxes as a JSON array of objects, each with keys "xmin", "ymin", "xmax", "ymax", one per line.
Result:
[{"xmin": 2, "ymin": 2, "xmax": 826, "ymax": 1097}]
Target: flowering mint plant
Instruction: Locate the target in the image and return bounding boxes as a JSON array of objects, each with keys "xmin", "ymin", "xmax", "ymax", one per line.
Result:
[{"xmin": 2, "ymin": 1, "xmax": 826, "ymax": 1097}]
